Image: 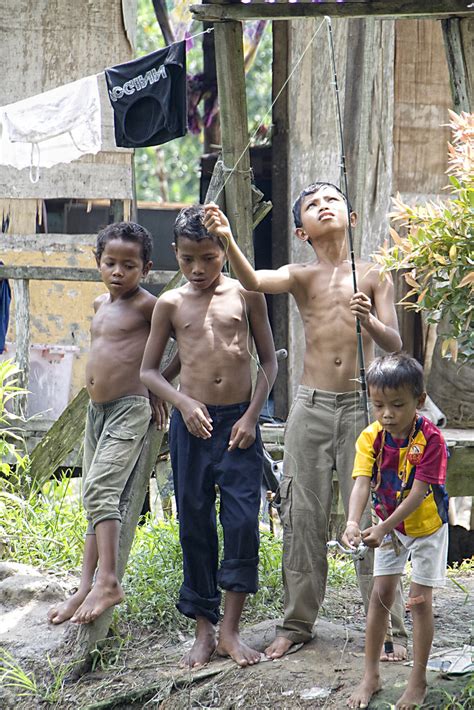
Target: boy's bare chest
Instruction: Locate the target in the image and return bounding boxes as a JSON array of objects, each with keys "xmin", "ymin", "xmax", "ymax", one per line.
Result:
[
  {"xmin": 299, "ymin": 266, "xmax": 371, "ymax": 309},
  {"xmin": 174, "ymin": 293, "xmax": 245, "ymax": 340},
  {"xmin": 92, "ymin": 301, "xmax": 145, "ymax": 340}
]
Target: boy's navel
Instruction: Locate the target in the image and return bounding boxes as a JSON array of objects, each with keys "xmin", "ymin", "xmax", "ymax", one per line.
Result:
[{"xmin": 335, "ymin": 358, "xmax": 342, "ymax": 366}]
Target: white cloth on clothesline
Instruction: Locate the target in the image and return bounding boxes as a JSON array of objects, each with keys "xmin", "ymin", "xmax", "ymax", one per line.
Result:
[{"xmin": 0, "ymin": 74, "xmax": 102, "ymax": 181}]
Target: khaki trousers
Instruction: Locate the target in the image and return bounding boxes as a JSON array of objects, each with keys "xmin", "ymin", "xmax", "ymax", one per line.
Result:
[{"xmin": 277, "ymin": 386, "xmax": 407, "ymax": 645}]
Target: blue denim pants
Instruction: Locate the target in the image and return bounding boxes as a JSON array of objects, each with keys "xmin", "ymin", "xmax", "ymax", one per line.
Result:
[{"xmin": 169, "ymin": 403, "xmax": 263, "ymax": 625}]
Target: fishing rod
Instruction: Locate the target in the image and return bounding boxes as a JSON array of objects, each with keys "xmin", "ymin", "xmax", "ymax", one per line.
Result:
[
  {"xmin": 325, "ymin": 16, "xmax": 370, "ymax": 428},
  {"xmin": 326, "ymin": 18, "xmax": 401, "ymax": 654}
]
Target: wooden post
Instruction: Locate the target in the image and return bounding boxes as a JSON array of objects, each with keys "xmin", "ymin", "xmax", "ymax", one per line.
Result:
[
  {"xmin": 442, "ymin": 18, "xmax": 473, "ymax": 112},
  {"xmin": 71, "ymin": 425, "xmax": 164, "ymax": 667},
  {"xmin": 212, "ymin": 9, "xmax": 254, "ymax": 263},
  {"xmin": 271, "ymin": 20, "xmax": 290, "ymax": 418},
  {"xmin": 12, "ymin": 278, "xmax": 30, "ymax": 416}
]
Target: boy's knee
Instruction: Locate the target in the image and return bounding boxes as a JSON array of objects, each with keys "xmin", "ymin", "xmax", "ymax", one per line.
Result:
[{"xmin": 371, "ymin": 580, "xmax": 396, "ymax": 609}]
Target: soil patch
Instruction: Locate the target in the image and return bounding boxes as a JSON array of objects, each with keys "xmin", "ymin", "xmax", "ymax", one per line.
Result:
[{"xmin": 0, "ymin": 568, "xmax": 472, "ymax": 709}]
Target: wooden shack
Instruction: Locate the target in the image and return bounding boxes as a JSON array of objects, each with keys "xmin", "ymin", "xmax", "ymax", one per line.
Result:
[
  {"xmin": 0, "ymin": 0, "xmax": 139, "ymax": 415},
  {"xmin": 192, "ymin": 1, "xmax": 473, "ymax": 427}
]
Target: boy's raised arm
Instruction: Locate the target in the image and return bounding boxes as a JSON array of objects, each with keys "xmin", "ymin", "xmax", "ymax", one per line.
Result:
[
  {"xmin": 204, "ymin": 203, "xmax": 294, "ymax": 295},
  {"xmin": 350, "ymin": 270, "xmax": 402, "ymax": 352}
]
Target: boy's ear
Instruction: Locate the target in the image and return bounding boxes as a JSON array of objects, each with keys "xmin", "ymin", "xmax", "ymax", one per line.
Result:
[
  {"xmin": 93, "ymin": 249, "xmax": 101, "ymax": 268},
  {"xmin": 350, "ymin": 211, "xmax": 358, "ymax": 227},
  {"xmin": 172, "ymin": 242, "xmax": 177, "ymax": 255},
  {"xmin": 295, "ymin": 227, "xmax": 310, "ymax": 243},
  {"xmin": 142, "ymin": 260, "xmax": 153, "ymax": 276},
  {"xmin": 417, "ymin": 392, "xmax": 427, "ymax": 409}
]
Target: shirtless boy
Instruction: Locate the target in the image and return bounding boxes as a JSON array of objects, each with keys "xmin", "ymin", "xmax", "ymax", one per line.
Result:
[
  {"xmin": 204, "ymin": 183, "xmax": 406, "ymax": 659},
  {"xmin": 141, "ymin": 205, "xmax": 277, "ymax": 668},
  {"xmin": 48, "ymin": 221, "xmax": 164, "ymax": 625}
]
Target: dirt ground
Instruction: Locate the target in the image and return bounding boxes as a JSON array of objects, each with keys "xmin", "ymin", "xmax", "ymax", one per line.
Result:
[{"xmin": 1, "ymin": 563, "xmax": 472, "ymax": 709}]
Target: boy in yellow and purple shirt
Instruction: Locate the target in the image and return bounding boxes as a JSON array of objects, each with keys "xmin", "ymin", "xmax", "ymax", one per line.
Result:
[{"xmin": 343, "ymin": 353, "xmax": 449, "ymax": 710}]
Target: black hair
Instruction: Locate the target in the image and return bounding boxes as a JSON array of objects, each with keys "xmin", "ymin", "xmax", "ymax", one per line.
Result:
[
  {"xmin": 366, "ymin": 353, "xmax": 425, "ymax": 399},
  {"xmin": 95, "ymin": 221, "xmax": 153, "ymax": 264},
  {"xmin": 292, "ymin": 182, "xmax": 353, "ymax": 228},
  {"xmin": 173, "ymin": 205, "xmax": 224, "ymax": 249}
]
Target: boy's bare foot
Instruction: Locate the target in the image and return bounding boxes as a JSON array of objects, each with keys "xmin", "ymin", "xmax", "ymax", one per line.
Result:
[
  {"xmin": 264, "ymin": 636, "xmax": 296, "ymax": 659},
  {"xmin": 217, "ymin": 631, "xmax": 261, "ymax": 667},
  {"xmin": 347, "ymin": 676, "xmax": 382, "ymax": 708},
  {"xmin": 380, "ymin": 641, "xmax": 407, "ymax": 662},
  {"xmin": 71, "ymin": 578, "xmax": 124, "ymax": 624},
  {"xmin": 180, "ymin": 621, "xmax": 217, "ymax": 669},
  {"xmin": 47, "ymin": 587, "xmax": 91, "ymax": 625},
  {"xmin": 395, "ymin": 680, "xmax": 427, "ymax": 709}
]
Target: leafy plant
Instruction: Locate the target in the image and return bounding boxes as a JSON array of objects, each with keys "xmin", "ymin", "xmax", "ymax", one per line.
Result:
[
  {"xmin": 374, "ymin": 110, "xmax": 474, "ymax": 363},
  {"xmin": 0, "ymin": 359, "xmax": 31, "ymax": 496}
]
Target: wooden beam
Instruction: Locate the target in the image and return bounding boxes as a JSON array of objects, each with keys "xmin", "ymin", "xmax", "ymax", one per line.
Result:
[
  {"xmin": 213, "ymin": 15, "xmax": 254, "ymax": 262},
  {"xmin": 12, "ymin": 279, "xmax": 30, "ymax": 416},
  {"xmin": 191, "ymin": 2, "xmax": 473, "ymax": 23},
  {"xmin": 0, "ymin": 265, "xmax": 176, "ymax": 284},
  {"xmin": 28, "ymin": 387, "xmax": 90, "ymax": 485},
  {"xmin": 442, "ymin": 18, "xmax": 473, "ymax": 112}
]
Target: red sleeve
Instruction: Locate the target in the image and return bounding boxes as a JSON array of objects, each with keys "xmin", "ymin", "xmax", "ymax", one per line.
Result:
[{"xmin": 414, "ymin": 429, "xmax": 447, "ymax": 486}]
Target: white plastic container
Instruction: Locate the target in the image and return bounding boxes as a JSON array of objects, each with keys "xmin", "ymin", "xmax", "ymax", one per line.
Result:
[{"xmin": 1, "ymin": 342, "xmax": 79, "ymax": 419}]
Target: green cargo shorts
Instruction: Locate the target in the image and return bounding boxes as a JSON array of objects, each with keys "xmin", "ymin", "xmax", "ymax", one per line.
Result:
[{"xmin": 82, "ymin": 395, "xmax": 151, "ymax": 532}]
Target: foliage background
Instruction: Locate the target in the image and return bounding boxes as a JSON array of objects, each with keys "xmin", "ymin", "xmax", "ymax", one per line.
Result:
[
  {"xmin": 135, "ymin": 0, "xmax": 272, "ymax": 203},
  {"xmin": 374, "ymin": 111, "xmax": 474, "ymax": 364}
]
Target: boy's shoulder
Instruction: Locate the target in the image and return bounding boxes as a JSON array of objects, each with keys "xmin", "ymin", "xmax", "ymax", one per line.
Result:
[
  {"xmin": 416, "ymin": 415, "xmax": 446, "ymax": 445},
  {"xmin": 359, "ymin": 419, "xmax": 383, "ymax": 442}
]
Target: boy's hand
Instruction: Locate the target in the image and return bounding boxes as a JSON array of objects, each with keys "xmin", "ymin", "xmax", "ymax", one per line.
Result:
[
  {"xmin": 203, "ymin": 203, "xmax": 233, "ymax": 250},
  {"xmin": 350, "ymin": 292, "xmax": 372, "ymax": 325},
  {"xmin": 179, "ymin": 397, "xmax": 213, "ymax": 439},
  {"xmin": 361, "ymin": 523, "xmax": 386, "ymax": 548},
  {"xmin": 149, "ymin": 393, "xmax": 168, "ymax": 431},
  {"xmin": 228, "ymin": 412, "xmax": 256, "ymax": 451},
  {"xmin": 342, "ymin": 521, "xmax": 362, "ymax": 549}
]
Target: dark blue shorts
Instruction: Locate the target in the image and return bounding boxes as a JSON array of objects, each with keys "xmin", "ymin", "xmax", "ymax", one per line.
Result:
[{"xmin": 169, "ymin": 402, "xmax": 263, "ymax": 624}]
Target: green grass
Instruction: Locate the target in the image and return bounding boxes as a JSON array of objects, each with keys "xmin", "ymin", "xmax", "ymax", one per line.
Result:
[{"xmin": 1, "ymin": 474, "xmax": 86, "ymax": 571}]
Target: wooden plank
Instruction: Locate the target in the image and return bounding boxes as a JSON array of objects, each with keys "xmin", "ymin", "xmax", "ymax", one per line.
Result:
[
  {"xmin": 0, "ymin": 160, "xmax": 134, "ymax": 201},
  {"xmin": 213, "ymin": 17, "xmax": 254, "ymax": 263},
  {"xmin": 0, "ymin": 265, "xmax": 176, "ymax": 284},
  {"xmin": 191, "ymin": 2, "xmax": 473, "ymax": 23},
  {"xmin": 28, "ymin": 386, "xmax": 90, "ymax": 485},
  {"xmin": 71, "ymin": 425, "xmax": 165, "ymax": 665},
  {"xmin": 442, "ymin": 18, "xmax": 473, "ymax": 112}
]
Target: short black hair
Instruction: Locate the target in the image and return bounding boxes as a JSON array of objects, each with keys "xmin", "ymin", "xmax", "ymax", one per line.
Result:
[
  {"xmin": 292, "ymin": 182, "xmax": 353, "ymax": 228},
  {"xmin": 366, "ymin": 353, "xmax": 425, "ymax": 399},
  {"xmin": 173, "ymin": 205, "xmax": 224, "ymax": 249},
  {"xmin": 96, "ymin": 222, "xmax": 153, "ymax": 264}
]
